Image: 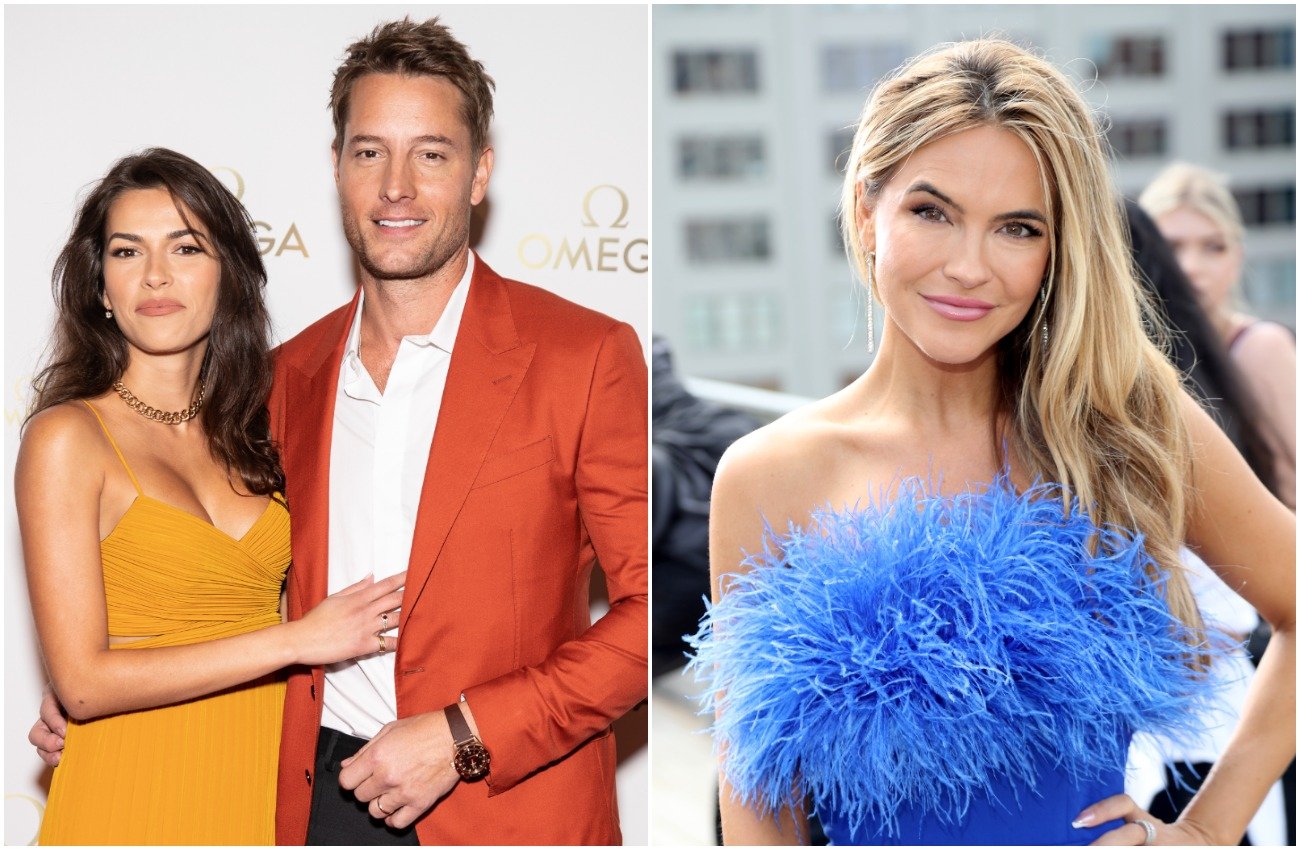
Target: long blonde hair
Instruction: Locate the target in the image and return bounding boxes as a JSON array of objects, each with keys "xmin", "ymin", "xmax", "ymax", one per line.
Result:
[{"xmin": 839, "ymin": 39, "xmax": 1201, "ymax": 635}]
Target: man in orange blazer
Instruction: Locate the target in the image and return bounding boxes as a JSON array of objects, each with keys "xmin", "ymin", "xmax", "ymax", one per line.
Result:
[{"xmin": 266, "ymin": 18, "xmax": 646, "ymax": 845}]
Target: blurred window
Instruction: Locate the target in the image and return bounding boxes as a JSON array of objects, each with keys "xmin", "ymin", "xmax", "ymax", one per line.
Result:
[
  {"xmin": 1232, "ymin": 184, "xmax": 1297, "ymax": 227},
  {"xmin": 1092, "ymin": 35, "xmax": 1165, "ymax": 78},
  {"xmin": 1244, "ymin": 257, "xmax": 1298, "ymax": 321},
  {"xmin": 828, "ymin": 126, "xmax": 855, "ymax": 175},
  {"xmin": 673, "ymin": 49, "xmax": 760, "ymax": 94},
  {"xmin": 821, "ymin": 43, "xmax": 910, "ymax": 93},
  {"xmin": 684, "ymin": 217, "xmax": 772, "ymax": 263},
  {"xmin": 1222, "ymin": 27, "xmax": 1296, "ymax": 71},
  {"xmin": 1107, "ymin": 117, "xmax": 1168, "ymax": 157},
  {"xmin": 1223, "ymin": 107, "xmax": 1296, "ymax": 150},
  {"xmin": 679, "ymin": 134, "xmax": 766, "ymax": 180},
  {"xmin": 683, "ymin": 291, "xmax": 782, "ymax": 351}
]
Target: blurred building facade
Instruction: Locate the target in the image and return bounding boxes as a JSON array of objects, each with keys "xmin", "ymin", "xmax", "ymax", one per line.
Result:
[{"xmin": 653, "ymin": 4, "xmax": 1296, "ymax": 397}]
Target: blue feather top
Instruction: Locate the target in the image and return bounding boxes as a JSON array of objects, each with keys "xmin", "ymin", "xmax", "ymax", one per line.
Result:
[{"xmin": 687, "ymin": 476, "xmax": 1222, "ymax": 839}]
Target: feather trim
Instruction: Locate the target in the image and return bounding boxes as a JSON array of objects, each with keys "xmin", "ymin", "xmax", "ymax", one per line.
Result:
[{"xmin": 687, "ymin": 475, "xmax": 1225, "ymax": 838}]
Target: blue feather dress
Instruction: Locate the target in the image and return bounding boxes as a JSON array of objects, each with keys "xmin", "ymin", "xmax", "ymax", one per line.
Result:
[{"xmin": 688, "ymin": 476, "xmax": 1222, "ymax": 846}]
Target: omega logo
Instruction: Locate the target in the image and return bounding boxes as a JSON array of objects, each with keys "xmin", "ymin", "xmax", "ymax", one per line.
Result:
[
  {"xmin": 6, "ymin": 375, "xmax": 32, "ymax": 429},
  {"xmin": 518, "ymin": 185, "xmax": 647, "ymax": 274},
  {"xmin": 581, "ymin": 184, "xmax": 629, "ymax": 229},
  {"xmin": 209, "ymin": 167, "xmax": 309, "ymax": 259}
]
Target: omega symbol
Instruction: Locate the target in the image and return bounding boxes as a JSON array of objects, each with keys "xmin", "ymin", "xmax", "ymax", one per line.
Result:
[
  {"xmin": 207, "ymin": 166, "xmax": 308, "ymax": 259},
  {"xmin": 209, "ymin": 166, "xmax": 246, "ymax": 201},
  {"xmin": 580, "ymin": 184, "xmax": 630, "ymax": 229}
]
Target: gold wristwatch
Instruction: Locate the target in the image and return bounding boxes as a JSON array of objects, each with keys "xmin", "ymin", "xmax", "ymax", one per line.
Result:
[{"xmin": 444, "ymin": 700, "xmax": 490, "ymax": 781}]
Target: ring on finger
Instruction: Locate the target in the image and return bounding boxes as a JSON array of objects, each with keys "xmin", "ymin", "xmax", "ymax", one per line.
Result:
[
  {"xmin": 381, "ymin": 612, "xmax": 389, "ymax": 626},
  {"xmin": 1133, "ymin": 819, "xmax": 1156, "ymax": 846},
  {"xmin": 378, "ymin": 633, "xmax": 388, "ymax": 654},
  {"xmin": 375, "ymin": 799, "xmax": 392, "ymax": 816}
]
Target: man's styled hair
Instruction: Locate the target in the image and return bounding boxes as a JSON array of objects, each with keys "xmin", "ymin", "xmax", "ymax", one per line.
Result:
[{"xmin": 330, "ymin": 17, "xmax": 496, "ymax": 155}]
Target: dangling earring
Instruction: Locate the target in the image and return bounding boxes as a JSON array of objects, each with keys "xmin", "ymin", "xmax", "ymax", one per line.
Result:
[
  {"xmin": 1038, "ymin": 286, "xmax": 1049, "ymax": 350},
  {"xmin": 105, "ymin": 309, "xmax": 113, "ymax": 319},
  {"xmin": 866, "ymin": 251, "xmax": 876, "ymax": 354}
]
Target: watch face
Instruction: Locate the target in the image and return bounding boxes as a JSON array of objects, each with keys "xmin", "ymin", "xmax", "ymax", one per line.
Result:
[{"xmin": 454, "ymin": 739, "xmax": 491, "ymax": 781}]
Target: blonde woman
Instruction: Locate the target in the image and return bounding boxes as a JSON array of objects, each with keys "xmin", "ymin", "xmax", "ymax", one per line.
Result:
[
  {"xmin": 1140, "ymin": 163, "xmax": 1295, "ymax": 509},
  {"xmin": 689, "ymin": 40, "xmax": 1295, "ymax": 845}
]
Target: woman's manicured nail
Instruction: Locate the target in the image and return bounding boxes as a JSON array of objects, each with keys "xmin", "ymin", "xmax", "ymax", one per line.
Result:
[{"xmin": 1071, "ymin": 812, "xmax": 1096, "ymax": 828}]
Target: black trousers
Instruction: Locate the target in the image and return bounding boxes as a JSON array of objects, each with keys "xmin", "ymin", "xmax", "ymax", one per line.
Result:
[{"xmin": 306, "ymin": 727, "xmax": 420, "ymax": 846}]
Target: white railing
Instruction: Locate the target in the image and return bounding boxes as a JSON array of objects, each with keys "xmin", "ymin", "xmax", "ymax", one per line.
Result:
[{"xmin": 682, "ymin": 376, "xmax": 812, "ymax": 424}]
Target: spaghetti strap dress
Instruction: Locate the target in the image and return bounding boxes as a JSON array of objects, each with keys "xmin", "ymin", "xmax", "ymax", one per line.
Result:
[
  {"xmin": 38, "ymin": 402, "xmax": 291, "ymax": 845},
  {"xmin": 689, "ymin": 476, "xmax": 1225, "ymax": 845}
]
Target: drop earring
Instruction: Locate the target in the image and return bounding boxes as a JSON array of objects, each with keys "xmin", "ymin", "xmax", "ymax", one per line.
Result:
[
  {"xmin": 1038, "ymin": 287, "xmax": 1049, "ymax": 350},
  {"xmin": 866, "ymin": 251, "xmax": 876, "ymax": 354}
]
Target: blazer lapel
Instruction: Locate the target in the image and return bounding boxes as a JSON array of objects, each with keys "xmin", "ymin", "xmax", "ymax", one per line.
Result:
[
  {"xmin": 281, "ymin": 292, "xmax": 360, "ymax": 615},
  {"xmin": 403, "ymin": 258, "xmax": 535, "ymax": 617}
]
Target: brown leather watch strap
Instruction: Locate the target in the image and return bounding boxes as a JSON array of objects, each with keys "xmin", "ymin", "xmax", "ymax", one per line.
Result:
[{"xmin": 444, "ymin": 702, "xmax": 474, "ymax": 745}]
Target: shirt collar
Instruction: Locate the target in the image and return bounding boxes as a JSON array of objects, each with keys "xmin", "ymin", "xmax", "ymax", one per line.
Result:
[{"xmin": 343, "ymin": 251, "xmax": 476, "ymax": 364}]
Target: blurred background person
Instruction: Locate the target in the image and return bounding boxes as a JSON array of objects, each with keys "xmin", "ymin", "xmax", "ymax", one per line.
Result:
[
  {"xmin": 1125, "ymin": 198, "xmax": 1293, "ymax": 846},
  {"xmin": 651, "ymin": 336, "xmax": 758, "ymax": 681},
  {"xmin": 1140, "ymin": 162, "xmax": 1295, "ymax": 510}
]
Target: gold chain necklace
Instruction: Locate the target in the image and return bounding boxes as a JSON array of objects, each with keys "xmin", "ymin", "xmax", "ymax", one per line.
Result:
[{"xmin": 112, "ymin": 380, "xmax": 206, "ymax": 425}]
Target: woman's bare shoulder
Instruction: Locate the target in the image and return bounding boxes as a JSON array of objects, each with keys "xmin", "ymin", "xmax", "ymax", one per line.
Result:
[
  {"xmin": 711, "ymin": 398, "xmax": 865, "ymax": 535},
  {"xmin": 1233, "ymin": 321, "xmax": 1296, "ymax": 376},
  {"xmin": 23, "ymin": 400, "xmax": 107, "ymax": 443},
  {"xmin": 717, "ymin": 401, "xmax": 845, "ymax": 488},
  {"xmin": 18, "ymin": 402, "xmax": 111, "ymax": 482},
  {"xmin": 1236, "ymin": 319, "xmax": 1296, "ymax": 351}
]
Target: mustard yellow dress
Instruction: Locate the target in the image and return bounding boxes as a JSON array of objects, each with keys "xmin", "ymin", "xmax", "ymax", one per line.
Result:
[{"xmin": 38, "ymin": 403, "xmax": 290, "ymax": 845}]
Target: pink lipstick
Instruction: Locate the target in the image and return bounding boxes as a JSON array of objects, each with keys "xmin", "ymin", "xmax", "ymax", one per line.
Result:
[{"xmin": 922, "ymin": 294, "xmax": 994, "ymax": 322}]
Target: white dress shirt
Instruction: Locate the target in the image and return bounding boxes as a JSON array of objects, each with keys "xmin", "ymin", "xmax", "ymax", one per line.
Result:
[{"xmin": 320, "ymin": 254, "xmax": 474, "ymax": 739}]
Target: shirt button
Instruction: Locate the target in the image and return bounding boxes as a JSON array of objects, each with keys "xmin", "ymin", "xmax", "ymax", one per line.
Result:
[{"xmin": 305, "ymin": 769, "xmax": 312, "ymax": 786}]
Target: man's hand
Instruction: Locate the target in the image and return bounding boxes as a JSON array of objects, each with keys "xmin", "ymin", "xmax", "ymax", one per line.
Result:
[
  {"xmin": 30, "ymin": 684, "xmax": 68, "ymax": 767},
  {"xmin": 338, "ymin": 710, "xmax": 461, "ymax": 830}
]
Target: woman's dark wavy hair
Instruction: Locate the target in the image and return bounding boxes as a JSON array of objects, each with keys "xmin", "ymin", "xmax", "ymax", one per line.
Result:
[{"xmin": 27, "ymin": 147, "xmax": 285, "ymax": 497}]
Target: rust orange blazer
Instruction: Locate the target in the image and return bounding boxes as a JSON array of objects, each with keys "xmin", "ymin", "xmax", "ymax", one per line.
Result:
[{"xmin": 267, "ymin": 256, "xmax": 648, "ymax": 844}]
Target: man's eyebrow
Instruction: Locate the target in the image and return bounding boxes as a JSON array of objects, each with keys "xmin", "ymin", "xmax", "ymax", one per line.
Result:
[
  {"xmin": 346, "ymin": 134, "xmax": 458, "ymax": 147},
  {"xmin": 906, "ymin": 181, "xmax": 1046, "ymax": 223},
  {"xmin": 413, "ymin": 134, "xmax": 456, "ymax": 147},
  {"xmin": 106, "ymin": 229, "xmax": 205, "ymax": 242}
]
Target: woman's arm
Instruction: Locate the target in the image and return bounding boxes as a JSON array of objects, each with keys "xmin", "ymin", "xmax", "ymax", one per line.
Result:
[
  {"xmin": 709, "ymin": 432, "xmax": 810, "ymax": 845},
  {"xmin": 1176, "ymin": 389, "xmax": 1296, "ymax": 843},
  {"xmin": 1234, "ymin": 324, "xmax": 1296, "ymax": 509},
  {"xmin": 1075, "ymin": 389, "xmax": 1294, "ymax": 845},
  {"xmin": 1106, "ymin": 390, "xmax": 1297, "ymax": 845},
  {"xmin": 17, "ymin": 405, "xmax": 405, "ymax": 722}
]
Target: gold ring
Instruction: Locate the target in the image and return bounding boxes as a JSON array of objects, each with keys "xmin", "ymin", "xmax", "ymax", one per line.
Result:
[
  {"xmin": 377, "ymin": 634, "xmax": 388, "ymax": 654},
  {"xmin": 376, "ymin": 799, "xmax": 392, "ymax": 815}
]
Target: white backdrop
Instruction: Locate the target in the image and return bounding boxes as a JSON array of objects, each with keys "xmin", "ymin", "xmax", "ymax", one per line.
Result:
[{"xmin": 3, "ymin": 5, "xmax": 649, "ymax": 845}]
